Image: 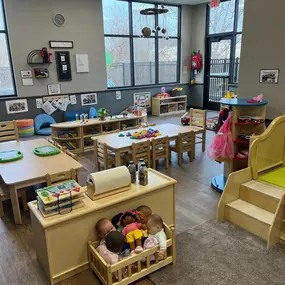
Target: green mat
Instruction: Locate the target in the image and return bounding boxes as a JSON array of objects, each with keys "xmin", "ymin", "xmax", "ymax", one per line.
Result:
[{"xmin": 258, "ymin": 167, "xmax": 285, "ymax": 188}]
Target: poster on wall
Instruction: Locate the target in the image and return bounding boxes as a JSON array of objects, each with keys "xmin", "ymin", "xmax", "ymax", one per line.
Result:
[
  {"xmin": 42, "ymin": 101, "xmax": 56, "ymax": 115},
  {"xmin": 259, "ymin": 69, "xmax": 279, "ymax": 84},
  {"xmin": 133, "ymin": 92, "xmax": 151, "ymax": 108},
  {"xmin": 70, "ymin": 95, "xmax": 77, "ymax": 105},
  {"xmin": 81, "ymin": 93, "xmax": 97, "ymax": 106},
  {"xmin": 76, "ymin": 54, "xmax": 89, "ymax": 73},
  {"xmin": 6, "ymin": 99, "xmax": 28, "ymax": 114}
]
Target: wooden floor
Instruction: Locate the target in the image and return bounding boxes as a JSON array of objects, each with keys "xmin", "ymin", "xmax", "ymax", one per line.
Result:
[{"xmin": 0, "ymin": 113, "xmax": 223, "ymax": 285}]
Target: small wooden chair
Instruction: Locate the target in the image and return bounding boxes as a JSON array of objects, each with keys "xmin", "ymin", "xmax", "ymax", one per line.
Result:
[
  {"xmin": 64, "ymin": 149, "xmax": 78, "ymax": 161},
  {"xmin": 96, "ymin": 141, "xmax": 117, "ymax": 170},
  {"xmin": 152, "ymin": 136, "xmax": 169, "ymax": 169},
  {"xmin": 189, "ymin": 108, "xmax": 207, "ymax": 154},
  {"xmin": 0, "ymin": 183, "xmax": 28, "ymax": 218},
  {"xmin": 0, "ymin": 120, "xmax": 19, "ymax": 143},
  {"xmin": 46, "ymin": 168, "xmax": 77, "ymax": 186},
  {"xmin": 131, "ymin": 140, "xmax": 151, "ymax": 166},
  {"xmin": 169, "ymin": 131, "xmax": 195, "ymax": 165}
]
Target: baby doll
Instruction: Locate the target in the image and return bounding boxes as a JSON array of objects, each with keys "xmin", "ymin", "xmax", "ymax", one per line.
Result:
[
  {"xmin": 144, "ymin": 214, "xmax": 167, "ymax": 260},
  {"xmin": 95, "ymin": 218, "xmax": 116, "ymax": 241},
  {"xmin": 121, "ymin": 211, "xmax": 143, "ymax": 254},
  {"xmin": 112, "ymin": 212, "xmax": 124, "ymax": 232},
  {"xmin": 135, "ymin": 205, "xmax": 152, "ymax": 238},
  {"xmin": 97, "ymin": 231, "xmax": 125, "ymax": 265}
]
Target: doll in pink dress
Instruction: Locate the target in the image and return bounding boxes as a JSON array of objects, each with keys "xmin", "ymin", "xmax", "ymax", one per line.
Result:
[{"xmin": 121, "ymin": 211, "xmax": 144, "ymax": 254}]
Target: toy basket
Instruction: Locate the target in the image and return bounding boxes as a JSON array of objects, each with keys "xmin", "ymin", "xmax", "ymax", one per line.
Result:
[{"xmin": 88, "ymin": 223, "xmax": 175, "ymax": 285}]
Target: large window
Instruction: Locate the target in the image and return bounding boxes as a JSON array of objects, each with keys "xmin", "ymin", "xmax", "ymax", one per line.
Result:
[
  {"xmin": 103, "ymin": 0, "xmax": 180, "ymax": 88},
  {"xmin": 0, "ymin": 0, "xmax": 15, "ymax": 96}
]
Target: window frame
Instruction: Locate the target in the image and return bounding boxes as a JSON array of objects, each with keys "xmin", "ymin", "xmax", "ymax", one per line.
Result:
[
  {"xmin": 103, "ymin": 0, "xmax": 181, "ymax": 89},
  {"xmin": 0, "ymin": 0, "xmax": 16, "ymax": 97}
]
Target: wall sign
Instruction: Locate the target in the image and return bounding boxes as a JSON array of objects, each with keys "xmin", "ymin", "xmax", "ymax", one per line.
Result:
[
  {"xmin": 55, "ymin": 51, "xmax": 72, "ymax": 81},
  {"xmin": 49, "ymin": 41, "xmax": 73, "ymax": 49},
  {"xmin": 21, "ymin": 70, "xmax": 32, "ymax": 78},
  {"xmin": 259, "ymin": 69, "xmax": 279, "ymax": 84},
  {"xmin": 47, "ymin": 84, "xmax": 61, "ymax": 95}
]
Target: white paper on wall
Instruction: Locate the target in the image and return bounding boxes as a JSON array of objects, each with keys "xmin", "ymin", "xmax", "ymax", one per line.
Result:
[
  {"xmin": 76, "ymin": 54, "xmax": 89, "ymax": 73},
  {"xmin": 58, "ymin": 98, "xmax": 70, "ymax": 111},
  {"xmin": 6, "ymin": 99, "xmax": 28, "ymax": 114},
  {"xmin": 22, "ymin": 78, "xmax": 34, "ymax": 86},
  {"xmin": 70, "ymin": 95, "xmax": 77, "ymax": 105},
  {"xmin": 47, "ymin": 84, "xmax": 61, "ymax": 95},
  {"xmin": 42, "ymin": 101, "xmax": 56, "ymax": 115},
  {"xmin": 36, "ymin": 98, "xmax": 43, "ymax": 109}
]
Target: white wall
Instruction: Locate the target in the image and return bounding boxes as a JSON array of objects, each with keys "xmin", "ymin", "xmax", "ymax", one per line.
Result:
[
  {"xmin": 5, "ymin": 0, "xmax": 107, "ymax": 97},
  {"xmin": 238, "ymin": 0, "xmax": 285, "ymax": 119}
]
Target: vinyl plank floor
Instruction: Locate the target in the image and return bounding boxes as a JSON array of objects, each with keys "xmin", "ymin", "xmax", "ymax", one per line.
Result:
[{"xmin": 0, "ymin": 113, "xmax": 222, "ymax": 285}]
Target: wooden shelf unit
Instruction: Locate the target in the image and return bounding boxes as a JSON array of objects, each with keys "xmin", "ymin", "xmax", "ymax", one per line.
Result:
[
  {"xmin": 152, "ymin": 95, "xmax": 187, "ymax": 116},
  {"xmin": 51, "ymin": 115, "xmax": 146, "ymax": 154}
]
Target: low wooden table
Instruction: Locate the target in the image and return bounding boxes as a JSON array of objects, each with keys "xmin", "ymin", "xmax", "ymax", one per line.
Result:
[
  {"xmin": 92, "ymin": 123, "xmax": 199, "ymax": 167},
  {"xmin": 0, "ymin": 139, "xmax": 82, "ymax": 224}
]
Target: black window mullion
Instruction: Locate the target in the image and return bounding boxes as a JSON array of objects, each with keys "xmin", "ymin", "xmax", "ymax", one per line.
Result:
[
  {"xmin": 129, "ymin": 1, "xmax": 135, "ymax": 86},
  {"xmin": 233, "ymin": 0, "xmax": 239, "ymax": 32},
  {"xmin": 177, "ymin": 6, "xmax": 182, "ymax": 83},
  {"xmin": 155, "ymin": 4, "xmax": 159, "ymax": 85}
]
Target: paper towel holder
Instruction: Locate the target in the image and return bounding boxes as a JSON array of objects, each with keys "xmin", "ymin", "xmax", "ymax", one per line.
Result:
[{"xmin": 86, "ymin": 167, "xmax": 131, "ymax": 201}]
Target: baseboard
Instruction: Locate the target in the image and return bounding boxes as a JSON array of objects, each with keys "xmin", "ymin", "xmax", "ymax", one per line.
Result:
[{"xmin": 52, "ymin": 262, "xmax": 89, "ymax": 284}]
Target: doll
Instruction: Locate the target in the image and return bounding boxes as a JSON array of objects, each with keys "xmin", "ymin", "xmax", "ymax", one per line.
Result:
[
  {"xmin": 41, "ymin": 47, "xmax": 52, "ymax": 63},
  {"xmin": 96, "ymin": 231, "xmax": 125, "ymax": 265},
  {"xmin": 112, "ymin": 212, "xmax": 124, "ymax": 232},
  {"xmin": 144, "ymin": 214, "xmax": 167, "ymax": 260},
  {"xmin": 135, "ymin": 205, "xmax": 152, "ymax": 238},
  {"xmin": 121, "ymin": 211, "xmax": 143, "ymax": 254},
  {"xmin": 95, "ymin": 218, "xmax": 116, "ymax": 239}
]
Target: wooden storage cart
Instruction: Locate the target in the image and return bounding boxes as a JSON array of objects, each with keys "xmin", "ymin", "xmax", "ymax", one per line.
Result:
[
  {"xmin": 28, "ymin": 169, "xmax": 176, "ymax": 285},
  {"xmin": 51, "ymin": 114, "xmax": 146, "ymax": 154},
  {"xmin": 152, "ymin": 96, "xmax": 187, "ymax": 116},
  {"xmin": 88, "ymin": 223, "xmax": 175, "ymax": 285},
  {"xmin": 212, "ymin": 98, "xmax": 268, "ymax": 192}
]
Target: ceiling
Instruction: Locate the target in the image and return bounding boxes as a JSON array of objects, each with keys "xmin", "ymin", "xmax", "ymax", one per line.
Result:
[{"xmin": 137, "ymin": 0, "xmax": 210, "ymax": 5}]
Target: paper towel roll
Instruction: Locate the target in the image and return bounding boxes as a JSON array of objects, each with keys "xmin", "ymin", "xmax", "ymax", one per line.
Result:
[{"xmin": 87, "ymin": 166, "xmax": 131, "ymax": 200}]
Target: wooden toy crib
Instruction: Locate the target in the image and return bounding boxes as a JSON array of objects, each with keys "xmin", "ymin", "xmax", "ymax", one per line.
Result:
[
  {"xmin": 218, "ymin": 115, "xmax": 285, "ymax": 248},
  {"xmin": 88, "ymin": 223, "xmax": 175, "ymax": 285}
]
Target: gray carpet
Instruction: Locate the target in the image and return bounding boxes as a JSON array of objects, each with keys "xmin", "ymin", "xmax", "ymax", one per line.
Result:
[{"xmin": 149, "ymin": 220, "xmax": 285, "ymax": 285}]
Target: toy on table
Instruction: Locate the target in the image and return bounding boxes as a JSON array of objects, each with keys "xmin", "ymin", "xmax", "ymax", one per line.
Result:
[
  {"xmin": 0, "ymin": 150, "xmax": 23, "ymax": 163},
  {"xmin": 155, "ymin": 93, "xmax": 171, "ymax": 99},
  {"xmin": 129, "ymin": 128, "xmax": 161, "ymax": 140},
  {"xmin": 247, "ymin": 94, "xmax": 263, "ymax": 103},
  {"xmin": 98, "ymin": 108, "xmax": 109, "ymax": 121},
  {"xmin": 33, "ymin": 145, "xmax": 61, "ymax": 156},
  {"xmin": 224, "ymin": 90, "xmax": 237, "ymax": 99},
  {"xmin": 144, "ymin": 214, "xmax": 167, "ymax": 260},
  {"xmin": 121, "ymin": 211, "xmax": 144, "ymax": 254},
  {"xmin": 118, "ymin": 133, "xmax": 125, "ymax": 137}
]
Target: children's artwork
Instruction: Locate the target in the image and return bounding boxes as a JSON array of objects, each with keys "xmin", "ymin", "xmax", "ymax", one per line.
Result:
[
  {"xmin": 58, "ymin": 98, "xmax": 70, "ymax": 111},
  {"xmin": 6, "ymin": 99, "xmax": 28, "ymax": 114},
  {"xmin": 259, "ymin": 69, "xmax": 279, "ymax": 84},
  {"xmin": 42, "ymin": 101, "xmax": 56, "ymax": 115},
  {"xmin": 47, "ymin": 84, "xmax": 61, "ymax": 95},
  {"xmin": 134, "ymin": 92, "xmax": 151, "ymax": 108},
  {"xmin": 42, "ymin": 95, "xmax": 70, "ymax": 112},
  {"xmin": 51, "ymin": 100, "xmax": 58, "ymax": 110},
  {"xmin": 36, "ymin": 98, "xmax": 43, "ymax": 109},
  {"xmin": 81, "ymin": 93, "xmax": 97, "ymax": 106},
  {"xmin": 70, "ymin": 95, "xmax": 77, "ymax": 105}
]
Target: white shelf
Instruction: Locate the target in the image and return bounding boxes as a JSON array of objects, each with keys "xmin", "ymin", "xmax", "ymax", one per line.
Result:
[{"xmin": 158, "ymin": 110, "xmax": 186, "ymax": 116}]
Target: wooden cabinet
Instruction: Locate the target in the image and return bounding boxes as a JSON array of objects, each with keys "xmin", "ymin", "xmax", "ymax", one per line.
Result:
[{"xmin": 152, "ymin": 95, "xmax": 187, "ymax": 116}]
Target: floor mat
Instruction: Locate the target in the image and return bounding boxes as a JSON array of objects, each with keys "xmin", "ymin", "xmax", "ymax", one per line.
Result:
[
  {"xmin": 206, "ymin": 116, "xmax": 218, "ymax": 131},
  {"xmin": 149, "ymin": 219, "xmax": 285, "ymax": 285},
  {"xmin": 259, "ymin": 167, "xmax": 285, "ymax": 189}
]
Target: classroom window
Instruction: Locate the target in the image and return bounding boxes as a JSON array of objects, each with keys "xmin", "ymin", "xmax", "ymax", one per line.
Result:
[
  {"xmin": 0, "ymin": 0, "xmax": 15, "ymax": 96},
  {"xmin": 103, "ymin": 0, "xmax": 181, "ymax": 88}
]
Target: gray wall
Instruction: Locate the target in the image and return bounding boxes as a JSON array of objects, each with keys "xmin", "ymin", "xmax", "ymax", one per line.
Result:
[
  {"xmin": 5, "ymin": 0, "xmax": 107, "ymax": 97},
  {"xmin": 1, "ymin": 84, "xmax": 189, "ymax": 122},
  {"xmin": 238, "ymin": 0, "xmax": 285, "ymax": 120}
]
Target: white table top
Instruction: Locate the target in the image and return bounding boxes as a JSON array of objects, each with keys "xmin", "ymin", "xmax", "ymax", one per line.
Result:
[
  {"xmin": 0, "ymin": 139, "xmax": 82, "ymax": 185},
  {"xmin": 92, "ymin": 123, "xmax": 197, "ymax": 150}
]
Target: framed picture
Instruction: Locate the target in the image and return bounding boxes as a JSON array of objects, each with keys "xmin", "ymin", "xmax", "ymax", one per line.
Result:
[
  {"xmin": 259, "ymin": 69, "xmax": 279, "ymax": 84},
  {"xmin": 133, "ymin": 92, "xmax": 151, "ymax": 108},
  {"xmin": 6, "ymin": 99, "xmax": 28, "ymax": 114},
  {"xmin": 81, "ymin": 93, "xmax": 97, "ymax": 106}
]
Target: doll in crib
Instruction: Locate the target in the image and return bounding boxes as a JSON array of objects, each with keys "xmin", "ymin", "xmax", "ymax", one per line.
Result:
[
  {"xmin": 144, "ymin": 214, "xmax": 167, "ymax": 260},
  {"xmin": 135, "ymin": 205, "xmax": 152, "ymax": 238},
  {"xmin": 95, "ymin": 218, "xmax": 116, "ymax": 240},
  {"xmin": 121, "ymin": 211, "xmax": 145, "ymax": 254}
]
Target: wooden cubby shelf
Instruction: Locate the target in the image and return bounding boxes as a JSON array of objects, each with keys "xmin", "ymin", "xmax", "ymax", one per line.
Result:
[
  {"xmin": 152, "ymin": 95, "xmax": 187, "ymax": 116},
  {"xmin": 51, "ymin": 114, "xmax": 146, "ymax": 154}
]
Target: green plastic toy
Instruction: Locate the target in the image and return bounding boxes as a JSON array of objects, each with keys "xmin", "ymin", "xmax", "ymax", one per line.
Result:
[
  {"xmin": 33, "ymin": 145, "xmax": 61, "ymax": 157},
  {"xmin": 0, "ymin": 150, "xmax": 23, "ymax": 163},
  {"xmin": 118, "ymin": 133, "xmax": 125, "ymax": 137}
]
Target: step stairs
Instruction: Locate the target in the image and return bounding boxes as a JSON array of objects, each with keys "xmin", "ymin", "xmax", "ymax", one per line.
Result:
[{"xmin": 224, "ymin": 180, "xmax": 285, "ymax": 244}]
